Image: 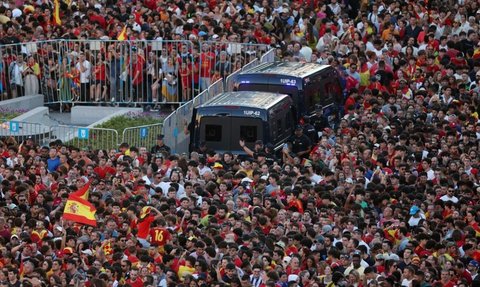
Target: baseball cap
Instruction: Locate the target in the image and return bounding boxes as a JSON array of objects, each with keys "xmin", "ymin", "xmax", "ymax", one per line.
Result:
[{"xmin": 409, "ymin": 206, "xmax": 420, "ymax": 215}]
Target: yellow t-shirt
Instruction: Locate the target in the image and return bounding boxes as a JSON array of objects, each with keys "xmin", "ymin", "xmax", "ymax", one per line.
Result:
[{"xmin": 177, "ymin": 265, "xmax": 195, "ymax": 281}]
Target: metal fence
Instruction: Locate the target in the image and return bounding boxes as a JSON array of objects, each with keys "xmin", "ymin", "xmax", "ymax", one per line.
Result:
[
  {"xmin": 0, "ymin": 119, "xmax": 51, "ymax": 146},
  {"xmin": 50, "ymin": 125, "xmax": 119, "ymax": 150},
  {"xmin": 207, "ymin": 78, "xmax": 225, "ymax": 99},
  {"xmin": 0, "ymin": 118, "xmax": 168, "ymax": 150},
  {"xmin": 122, "ymin": 123, "xmax": 163, "ymax": 149},
  {"xmin": 0, "ymin": 39, "xmax": 271, "ymax": 107}
]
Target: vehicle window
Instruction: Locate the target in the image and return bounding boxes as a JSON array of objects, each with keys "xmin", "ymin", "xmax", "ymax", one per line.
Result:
[
  {"xmin": 240, "ymin": 126, "xmax": 257, "ymax": 142},
  {"xmin": 205, "ymin": 125, "xmax": 222, "ymax": 141}
]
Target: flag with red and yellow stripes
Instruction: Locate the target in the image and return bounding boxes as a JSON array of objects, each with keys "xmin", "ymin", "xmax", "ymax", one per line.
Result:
[
  {"xmin": 53, "ymin": 0, "xmax": 61, "ymax": 26},
  {"xmin": 63, "ymin": 195, "xmax": 97, "ymax": 226},
  {"xmin": 117, "ymin": 25, "xmax": 127, "ymax": 41}
]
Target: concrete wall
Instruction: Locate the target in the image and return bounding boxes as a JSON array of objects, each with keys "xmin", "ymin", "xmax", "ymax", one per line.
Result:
[
  {"xmin": 14, "ymin": 107, "xmax": 50, "ymax": 125},
  {"xmin": 0, "ymin": 95, "xmax": 43, "ymax": 111},
  {"xmin": 72, "ymin": 106, "xmax": 143, "ymax": 126}
]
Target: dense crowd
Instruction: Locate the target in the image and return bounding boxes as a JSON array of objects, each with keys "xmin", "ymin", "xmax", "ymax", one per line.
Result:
[{"xmin": 0, "ymin": 0, "xmax": 479, "ymax": 286}]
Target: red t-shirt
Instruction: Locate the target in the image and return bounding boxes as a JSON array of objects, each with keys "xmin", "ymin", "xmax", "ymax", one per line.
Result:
[
  {"xmin": 149, "ymin": 227, "xmax": 171, "ymax": 246},
  {"xmin": 130, "ymin": 56, "xmax": 145, "ymax": 85},
  {"xmin": 94, "ymin": 64, "xmax": 106, "ymax": 81},
  {"xmin": 126, "ymin": 277, "xmax": 143, "ymax": 287},
  {"xmin": 200, "ymin": 52, "xmax": 215, "ymax": 78},
  {"xmin": 94, "ymin": 166, "xmax": 116, "ymax": 179},
  {"xmin": 137, "ymin": 215, "xmax": 154, "ymax": 239}
]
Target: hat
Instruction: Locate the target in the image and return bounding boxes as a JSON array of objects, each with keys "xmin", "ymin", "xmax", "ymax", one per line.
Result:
[
  {"xmin": 188, "ymin": 236, "xmax": 197, "ymax": 241},
  {"xmin": 187, "ymin": 18, "xmax": 195, "ymax": 23},
  {"xmin": 157, "ymin": 134, "xmax": 165, "ymax": 140},
  {"xmin": 345, "ymin": 178, "xmax": 354, "ymax": 184},
  {"xmin": 213, "ymin": 162, "xmax": 224, "ymax": 169},
  {"xmin": 212, "ymin": 34, "xmax": 219, "ymax": 39},
  {"xmin": 198, "ymin": 31, "xmax": 207, "ymax": 37},
  {"xmin": 241, "ymin": 177, "xmax": 253, "ymax": 183},
  {"xmin": 81, "ymin": 249, "xmax": 93, "ymax": 256},
  {"xmin": 140, "ymin": 206, "xmax": 152, "ymax": 219},
  {"xmin": 387, "ymin": 254, "xmax": 400, "ymax": 261},
  {"xmin": 63, "ymin": 247, "xmax": 74, "ymax": 255},
  {"xmin": 314, "ymin": 235, "xmax": 324, "ymax": 243},
  {"xmin": 12, "ymin": 8, "xmax": 22, "ymax": 18},
  {"xmin": 10, "ymin": 234, "xmax": 19, "ymax": 240},
  {"xmin": 375, "ymin": 254, "xmax": 385, "ymax": 260},
  {"xmin": 469, "ymin": 260, "xmax": 479, "ymax": 268},
  {"xmin": 295, "ymin": 125, "xmax": 303, "ymax": 131},
  {"xmin": 411, "ymin": 256, "xmax": 421, "ymax": 264},
  {"xmin": 288, "ymin": 275, "xmax": 299, "ymax": 282},
  {"xmin": 409, "ymin": 205, "xmax": 420, "ymax": 215},
  {"xmin": 322, "ymin": 225, "xmax": 333, "ymax": 234},
  {"xmin": 282, "ymin": 256, "xmax": 292, "ymax": 265},
  {"xmin": 275, "ymin": 241, "xmax": 286, "ymax": 249}
]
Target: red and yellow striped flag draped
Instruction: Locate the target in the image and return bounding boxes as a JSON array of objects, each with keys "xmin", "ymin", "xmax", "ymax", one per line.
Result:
[
  {"xmin": 63, "ymin": 195, "xmax": 97, "ymax": 226},
  {"xmin": 53, "ymin": 0, "xmax": 61, "ymax": 26},
  {"xmin": 70, "ymin": 180, "xmax": 91, "ymax": 200},
  {"xmin": 117, "ymin": 25, "xmax": 127, "ymax": 41}
]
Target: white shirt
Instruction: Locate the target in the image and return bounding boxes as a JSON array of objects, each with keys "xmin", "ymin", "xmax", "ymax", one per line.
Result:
[
  {"xmin": 76, "ymin": 60, "xmax": 91, "ymax": 83},
  {"xmin": 408, "ymin": 213, "xmax": 426, "ymax": 227},
  {"xmin": 440, "ymin": 194, "xmax": 459, "ymax": 203},
  {"xmin": 10, "ymin": 61, "xmax": 25, "ymax": 86}
]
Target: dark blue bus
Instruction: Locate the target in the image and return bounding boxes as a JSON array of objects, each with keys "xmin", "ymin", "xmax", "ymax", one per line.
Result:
[
  {"xmin": 234, "ymin": 62, "xmax": 343, "ymax": 121},
  {"xmin": 190, "ymin": 91, "xmax": 294, "ymax": 153}
]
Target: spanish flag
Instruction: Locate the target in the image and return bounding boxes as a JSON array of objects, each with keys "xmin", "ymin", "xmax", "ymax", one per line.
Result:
[
  {"xmin": 117, "ymin": 25, "xmax": 127, "ymax": 41},
  {"xmin": 70, "ymin": 180, "xmax": 91, "ymax": 200},
  {"xmin": 473, "ymin": 48, "xmax": 480, "ymax": 60},
  {"xmin": 53, "ymin": 0, "xmax": 61, "ymax": 26},
  {"xmin": 63, "ymin": 195, "xmax": 97, "ymax": 226}
]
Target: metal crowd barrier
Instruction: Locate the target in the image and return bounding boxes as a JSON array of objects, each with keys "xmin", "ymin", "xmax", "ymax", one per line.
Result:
[
  {"xmin": 122, "ymin": 123, "xmax": 163, "ymax": 150},
  {"xmin": 50, "ymin": 125, "xmax": 119, "ymax": 150},
  {"xmin": 0, "ymin": 120, "xmax": 51, "ymax": 146},
  {"xmin": 0, "ymin": 39, "xmax": 271, "ymax": 107}
]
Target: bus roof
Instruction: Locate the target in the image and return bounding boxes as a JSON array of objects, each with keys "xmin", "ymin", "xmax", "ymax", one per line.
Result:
[
  {"xmin": 198, "ymin": 91, "xmax": 290, "ymax": 110},
  {"xmin": 239, "ymin": 61, "xmax": 332, "ymax": 79}
]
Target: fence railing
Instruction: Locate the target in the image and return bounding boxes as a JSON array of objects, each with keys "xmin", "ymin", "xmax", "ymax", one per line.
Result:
[
  {"xmin": 0, "ymin": 44, "xmax": 275, "ymax": 153},
  {"xmin": 50, "ymin": 125, "xmax": 119, "ymax": 150},
  {"xmin": 122, "ymin": 123, "xmax": 163, "ymax": 150},
  {"xmin": 0, "ymin": 118, "xmax": 166, "ymax": 151},
  {"xmin": 0, "ymin": 120, "xmax": 51, "ymax": 145},
  {"xmin": 0, "ymin": 39, "xmax": 271, "ymax": 107}
]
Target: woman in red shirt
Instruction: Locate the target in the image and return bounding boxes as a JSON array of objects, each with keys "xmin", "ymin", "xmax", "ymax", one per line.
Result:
[{"xmin": 90, "ymin": 53, "xmax": 107, "ymax": 102}]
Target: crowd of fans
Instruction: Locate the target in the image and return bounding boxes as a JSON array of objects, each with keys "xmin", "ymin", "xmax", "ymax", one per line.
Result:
[{"xmin": 0, "ymin": 0, "xmax": 479, "ymax": 286}]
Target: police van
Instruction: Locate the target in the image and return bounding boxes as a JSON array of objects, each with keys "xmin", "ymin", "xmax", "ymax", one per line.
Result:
[
  {"xmin": 190, "ymin": 91, "xmax": 295, "ymax": 153},
  {"xmin": 234, "ymin": 61, "xmax": 343, "ymax": 121}
]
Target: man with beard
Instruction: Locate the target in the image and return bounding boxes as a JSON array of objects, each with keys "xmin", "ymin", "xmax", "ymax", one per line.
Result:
[{"xmin": 215, "ymin": 204, "xmax": 228, "ymax": 225}]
